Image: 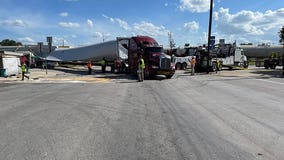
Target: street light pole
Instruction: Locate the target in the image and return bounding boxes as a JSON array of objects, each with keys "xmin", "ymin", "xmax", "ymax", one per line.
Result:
[{"xmin": 207, "ymin": 0, "xmax": 213, "ymax": 74}]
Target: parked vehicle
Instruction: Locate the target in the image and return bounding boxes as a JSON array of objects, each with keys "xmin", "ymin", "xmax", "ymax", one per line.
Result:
[
  {"xmin": 214, "ymin": 40, "xmax": 248, "ymax": 70},
  {"xmin": 264, "ymin": 58, "xmax": 282, "ymax": 69},
  {"xmin": 166, "ymin": 47, "xmax": 196, "ymax": 70},
  {"xmin": 124, "ymin": 36, "xmax": 175, "ymax": 78},
  {"xmin": 166, "ymin": 46, "xmax": 219, "ymax": 72},
  {"xmin": 194, "ymin": 47, "xmax": 219, "ymax": 72}
]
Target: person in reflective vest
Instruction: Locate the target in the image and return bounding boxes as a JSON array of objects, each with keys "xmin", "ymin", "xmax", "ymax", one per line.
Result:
[
  {"xmin": 20, "ymin": 63, "xmax": 29, "ymax": 80},
  {"xmin": 138, "ymin": 55, "xmax": 145, "ymax": 82},
  {"xmin": 87, "ymin": 60, "xmax": 92, "ymax": 75},
  {"xmin": 101, "ymin": 57, "xmax": 106, "ymax": 73}
]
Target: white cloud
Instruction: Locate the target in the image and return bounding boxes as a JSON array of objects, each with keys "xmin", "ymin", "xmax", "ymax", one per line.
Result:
[
  {"xmin": 184, "ymin": 21, "xmax": 199, "ymax": 31},
  {"xmin": 102, "ymin": 14, "xmax": 170, "ymax": 37},
  {"xmin": 93, "ymin": 32, "xmax": 103, "ymax": 38},
  {"xmin": 0, "ymin": 19, "xmax": 27, "ymax": 27},
  {"xmin": 58, "ymin": 22, "xmax": 80, "ymax": 28},
  {"xmin": 92, "ymin": 32, "xmax": 111, "ymax": 41},
  {"xmin": 133, "ymin": 21, "xmax": 169, "ymax": 37},
  {"xmin": 179, "ymin": 0, "xmax": 210, "ymax": 13},
  {"xmin": 60, "ymin": 12, "xmax": 68, "ymax": 17},
  {"xmin": 102, "ymin": 14, "xmax": 114, "ymax": 22},
  {"xmin": 214, "ymin": 7, "xmax": 284, "ymax": 36},
  {"xmin": 115, "ymin": 18, "xmax": 130, "ymax": 31},
  {"xmin": 102, "ymin": 15, "xmax": 130, "ymax": 30},
  {"xmin": 18, "ymin": 37, "xmax": 34, "ymax": 44},
  {"xmin": 102, "ymin": 14, "xmax": 108, "ymax": 19},
  {"xmin": 87, "ymin": 19, "xmax": 94, "ymax": 28}
]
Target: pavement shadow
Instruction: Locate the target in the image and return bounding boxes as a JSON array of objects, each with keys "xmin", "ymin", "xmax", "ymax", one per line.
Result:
[
  {"xmin": 52, "ymin": 67, "xmax": 139, "ymax": 81},
  {"xmin": 52, "ymin": 67, "xmax": 88, "ymax": 75},
  {"xmin": 250, "ymin": 68, "xmax": 284, "ymax": 78},
  {"xmin": 52, "ymin": 66, "xmax": 173, "ymax": 81}
]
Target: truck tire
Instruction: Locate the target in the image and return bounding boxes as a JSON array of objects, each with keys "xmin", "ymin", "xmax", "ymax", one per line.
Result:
[
  {"xmin": 165, "ymin": 74, "xmax": 174, "ymax": 79},
  {"xmin": 211, "ymin": 62, "xmax": 217, "ymax": 72},
  {"xmin": 244, "ymin": 61, "xmax": 249, "ymax": 68},
  {"xmin": 182, "ymin": 63, "xmax": 187, "ymax": 70},
  {"xmin": 217, "ymin": 63, "xmax": 222, "ymax": 71},
  {"xmin": 175, "ymin": 63, "xmax": 181, "ymax": 70},
  {"xmin": 264, "ymin": 60, "xmax": 269, "ymax": 69},
  {"xmin": 271, "ymin": 65, "xmax": 276, "ymax": 69}
]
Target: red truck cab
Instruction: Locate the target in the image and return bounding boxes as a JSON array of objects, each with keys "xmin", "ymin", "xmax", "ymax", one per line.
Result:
[{"xmin": 128, "ymin": 36, "xmax": 175, "ymax": 78}]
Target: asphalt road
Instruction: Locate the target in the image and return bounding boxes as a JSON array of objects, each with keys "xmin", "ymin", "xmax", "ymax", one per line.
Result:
[{"xmin": 0, "ymin": 70, "xmax": 283, "ymax": 160}]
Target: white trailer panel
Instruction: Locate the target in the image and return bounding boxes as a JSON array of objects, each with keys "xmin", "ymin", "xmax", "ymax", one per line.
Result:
[{"xmin": 1, "ymin": 57, "xmax": 21, "ymax": 76}]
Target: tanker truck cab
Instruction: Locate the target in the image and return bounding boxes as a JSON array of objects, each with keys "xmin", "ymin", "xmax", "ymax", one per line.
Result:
[{"xmin": 128, "ymin": 36, "xmax": 175, "ymax": 78}]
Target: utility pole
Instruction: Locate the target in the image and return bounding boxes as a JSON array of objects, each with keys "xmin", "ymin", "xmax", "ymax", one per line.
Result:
[
  {"xmin": 46, "ymin": 36, "xmax": 53, "ymax": 75},
  {"xmin": 38, "ymin": 42, "xmax": 43, "ymax": 56},
  {"xmin": 207, "ymin": 0, "xmax": 213, "ymax": 74},
  {"xmin": 38, "ymin": 42, "xmax": 43, "ymax": 71},
  {"xmin": 282, "ymin": 42, "xmax": 284, "ymax": 76},
  {"xmin": 279, "ymin": 26, "xmax": 284, "ymax": 76},
  {"xmin": 168, "ymin": 32, "xmax": 172, "ymax": 49},
  {"xmin": 168, "ymin": 32, "xmax": 175, "ymax": 55}
]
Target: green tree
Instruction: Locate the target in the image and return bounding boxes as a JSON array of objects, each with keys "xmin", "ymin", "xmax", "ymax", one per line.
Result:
[
  {"xmin": 279, "ymin": 26, "xmax": 284, "ymax": 44},
  {"xmin": 0, "ymin": 39, "xmax": 22, "ymax": 46},
  {"xmin": 279, "ymin": 26, "xmax": 284, "ymax": 75}
]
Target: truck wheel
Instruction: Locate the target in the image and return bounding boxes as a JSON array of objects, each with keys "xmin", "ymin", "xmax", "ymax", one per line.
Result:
[
  {"xmin": 144, "ymin": 70, "xmax": 150, "ymax": 78},
  {"xmin": 211, "ymin": 62, "xmax": 217, "ymax": 72},
  {"xmin": 271, "ymin": 65, "xmax": 276, "ymax": 69},
  {"xmin": 182, "ymin": 63, "xmax": 187, "ymax": 70},
  {"xmin": 175, "ymin": 63, "xmax": 181, "ymax": 70},
  {"xmin": 122, "ymin": 64, "xmax": 128, "ymax": 73},
  {"xmin": 244, "ymin": 61, "xmax": 248, "ymax": 68},
  {"xmin": 165, "ymin": 74, "xmax": 173, "ymax": 79},
  {"xmin": 149, "ymin": 74, "xmax": 155, "ymax": 79},
  {"xmin": 218, "ymin": 63, "xmax": 223, "ymax": 71}
]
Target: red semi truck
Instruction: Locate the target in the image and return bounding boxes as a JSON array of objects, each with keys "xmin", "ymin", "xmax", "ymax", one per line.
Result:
[{"xmin": 125, "ymin": 36, "xmax": 175, "ymax": 78}]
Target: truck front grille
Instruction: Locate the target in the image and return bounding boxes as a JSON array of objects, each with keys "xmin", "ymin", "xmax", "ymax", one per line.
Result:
[{"xmin": 160, "ymin": 57, "xmax": 171, "ymax": 69}]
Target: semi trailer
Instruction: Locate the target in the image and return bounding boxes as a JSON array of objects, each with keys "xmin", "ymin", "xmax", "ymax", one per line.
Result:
[{"xmin": 48, "ymin": 36, "xmax": 175, "ymax": 78}]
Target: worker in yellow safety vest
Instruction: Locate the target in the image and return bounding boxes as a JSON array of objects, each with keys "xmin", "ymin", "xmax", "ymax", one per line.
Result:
[
  {"xmin": 101, "ymin": 57, "xmax": 106, "ymax": 73},
  {"xmin": 20, "ymin": 63, "xmax": 29, "ymax": 80},
  {"xmin": 137, "ymin": 55, "xmax": 145, "ymax": 82}
]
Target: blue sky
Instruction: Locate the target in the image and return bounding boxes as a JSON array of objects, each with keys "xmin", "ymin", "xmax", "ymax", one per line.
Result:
[{"xmin": 0, "ymin": 0, "xmax": 283, "ymax": 47}]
